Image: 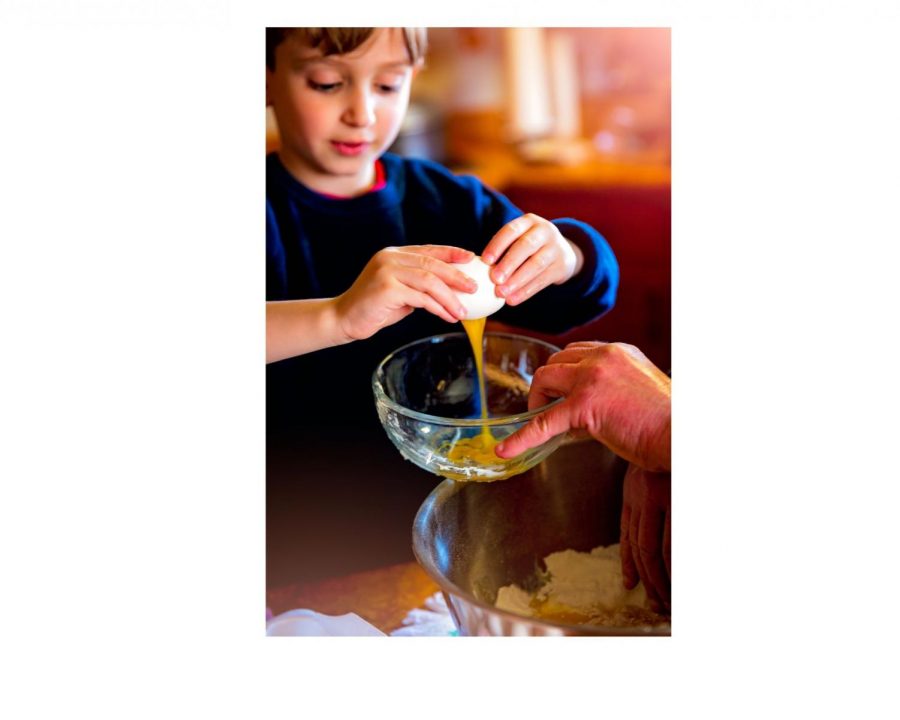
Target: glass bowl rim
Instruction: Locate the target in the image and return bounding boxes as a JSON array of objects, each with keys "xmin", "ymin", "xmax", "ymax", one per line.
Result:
[{"xmin": 371, "ymin": 331, "xmax": 564, "ymax": 428}]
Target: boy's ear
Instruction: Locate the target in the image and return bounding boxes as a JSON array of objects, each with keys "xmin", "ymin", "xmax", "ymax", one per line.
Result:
[{"xmin": 265, "ymin": 67, "xmax": 273, "ymax": 106}]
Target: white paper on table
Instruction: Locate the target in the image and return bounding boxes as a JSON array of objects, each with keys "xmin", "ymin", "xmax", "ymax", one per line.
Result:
[{"xmin": 266, "ymin": 609, "xmax": 386, "ymax": 637}]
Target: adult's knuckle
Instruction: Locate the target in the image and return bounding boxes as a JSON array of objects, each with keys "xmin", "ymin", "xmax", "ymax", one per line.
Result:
[
  {"xmin": 533, "ymin": 412, "xmax": 554, "ymax": 438},
  {"xmin": 590, "ymin": 345, "xmax": 615, "ymax": 364},
  {"xmin": 585, "ymin": 363, "xmax": 606, "ymax": 384}
]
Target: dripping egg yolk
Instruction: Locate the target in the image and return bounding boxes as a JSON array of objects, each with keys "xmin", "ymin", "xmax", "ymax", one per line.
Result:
[{"xmin": 442, "ymin": 315, "xmax": 501, "ymax": 467}]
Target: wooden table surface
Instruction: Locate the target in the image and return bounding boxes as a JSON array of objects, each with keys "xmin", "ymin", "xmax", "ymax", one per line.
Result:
[{"xmin": 266, "ymin": 562, "xmax": 441, "ymax": 635}]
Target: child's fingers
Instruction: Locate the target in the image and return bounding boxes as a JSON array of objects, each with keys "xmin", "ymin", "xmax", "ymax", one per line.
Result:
[
  {"xmin": 481, "ymin": 214, "xmax": 537, "ymax": 269},
  {"xmin": 509, "ymin": 272, "xmax": 572, "ymax": 306},
  {"xmin": 489, "ymin": 225, "xmax": 548, "ymax": 289},
  {"xmin": 400, "ymin": 288, "xmax": 458, "ymax": 324},
  {"xmin": 395, "ymin": 249, "xmax": 477, "ymax": 293},
  {"xmin": 502, "ymin": 247, "xmax": 561, "ymax": 305},
  {"xmin": 404, "ymin": 244, "xmax": 475, "ymax": 264},
  {"xmin": 394, "ymin": 267, "xmax": 468, "ymax": 320}
]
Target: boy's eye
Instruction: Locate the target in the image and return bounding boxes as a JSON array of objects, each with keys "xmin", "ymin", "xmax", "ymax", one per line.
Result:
[
  {"xmin": 308, "ymin": 80, "xmax": 342, "ymax": 92},
  {"xmin": 376, "ymin": 74, "xmax": 405, "ymax": 93}
]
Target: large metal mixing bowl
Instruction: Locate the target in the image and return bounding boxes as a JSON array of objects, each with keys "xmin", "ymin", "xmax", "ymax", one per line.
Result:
[{"xmin": 412, "ymin": 439, "xmax": 671, "ymax": 636}]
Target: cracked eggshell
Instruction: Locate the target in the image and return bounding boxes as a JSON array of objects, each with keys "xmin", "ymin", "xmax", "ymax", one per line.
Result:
[{"xmin": 451, "ymin": 256, "xmax": 506, "ymax": 320}]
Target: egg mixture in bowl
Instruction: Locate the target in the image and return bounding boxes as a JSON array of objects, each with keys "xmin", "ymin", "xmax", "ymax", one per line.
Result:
[{"xmin": 372, "ymin": 331, "xmax": 565, "ymax": 482}]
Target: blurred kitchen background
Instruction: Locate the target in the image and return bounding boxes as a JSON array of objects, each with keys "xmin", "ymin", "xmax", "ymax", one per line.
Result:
[{"xmin": 267, "ymin": 27, "xmax": 671, "ymax": 370}]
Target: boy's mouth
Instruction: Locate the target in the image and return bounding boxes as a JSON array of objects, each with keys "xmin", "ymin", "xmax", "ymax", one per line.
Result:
[{"xmin": 331, "ymin": 140, "xmax": 370, "ymax": 157}]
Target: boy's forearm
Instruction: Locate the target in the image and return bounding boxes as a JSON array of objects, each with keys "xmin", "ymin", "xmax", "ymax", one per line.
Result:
[{"xmin": 266, "ymin": 299, "xmax": 349, "ymax": 363}]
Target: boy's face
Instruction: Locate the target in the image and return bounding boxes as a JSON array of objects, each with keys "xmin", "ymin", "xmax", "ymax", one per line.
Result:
[{"xmin": 267, "ymin": 28, "xmax": 417, "ymax": 195}]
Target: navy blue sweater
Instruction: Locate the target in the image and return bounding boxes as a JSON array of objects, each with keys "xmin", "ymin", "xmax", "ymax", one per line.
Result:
[{"xmin": 267, "ymin": 152, "xmax": 618, "ymax": 432}]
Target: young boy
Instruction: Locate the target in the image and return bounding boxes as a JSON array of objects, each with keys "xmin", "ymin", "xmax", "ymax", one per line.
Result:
[
  {"xmin": 265, "ymin": 27, "xmax": 620, "ymax": 585},
  {"xmin": 266, "ymin": 27, "xmax": 619, "ymax": 362}
]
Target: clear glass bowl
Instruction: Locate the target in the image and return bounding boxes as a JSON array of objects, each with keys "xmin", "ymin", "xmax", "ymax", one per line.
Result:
[{"xmin": 372, "ymin": 332, "xmax": 565, "ymax": 482}]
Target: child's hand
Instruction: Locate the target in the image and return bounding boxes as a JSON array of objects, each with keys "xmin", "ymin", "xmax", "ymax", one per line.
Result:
[
  {"xmin": 334, "ymin": 245, "xmax": 476, "ymax": 341},
  {"xmin": 481, "ymin": 214, "xmax": 584, "ymax": 305}
]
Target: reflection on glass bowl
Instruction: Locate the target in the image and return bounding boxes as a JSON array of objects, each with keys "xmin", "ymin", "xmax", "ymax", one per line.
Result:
[{"xmin": 372, "ymin": 332, "xmax": 565, "ymax": 482}]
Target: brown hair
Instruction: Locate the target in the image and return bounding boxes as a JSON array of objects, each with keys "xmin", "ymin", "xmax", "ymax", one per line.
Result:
[{"xmin": 266, "ymin": 27, "xmax": 427, "ymax": 70}]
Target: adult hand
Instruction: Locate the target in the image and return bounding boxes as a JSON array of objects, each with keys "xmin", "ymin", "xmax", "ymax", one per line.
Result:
[
  {"xmin": 495, "ymin": 341, "xmax": 671, "ymax": 473},
  {"xmin": 480, "ymin": 213, "xmax": 583, "ymax": 306},
  {"xmin": 620, "ymin": 464, "xmax": 671, "ymax": 614},
  {"xmin": 334, "ymin": 245, "xmax": 476, "ymax": 341}
]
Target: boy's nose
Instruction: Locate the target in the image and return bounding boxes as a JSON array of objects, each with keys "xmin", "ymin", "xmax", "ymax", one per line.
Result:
[{"xmin": 342, "ymin": 87, "xmax": 376, "ymax": 128}]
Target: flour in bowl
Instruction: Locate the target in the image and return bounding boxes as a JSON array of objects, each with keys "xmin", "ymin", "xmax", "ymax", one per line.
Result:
[{"xmin": 495, "ymin": 544, "xmax": 667, "ymax": 627}]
